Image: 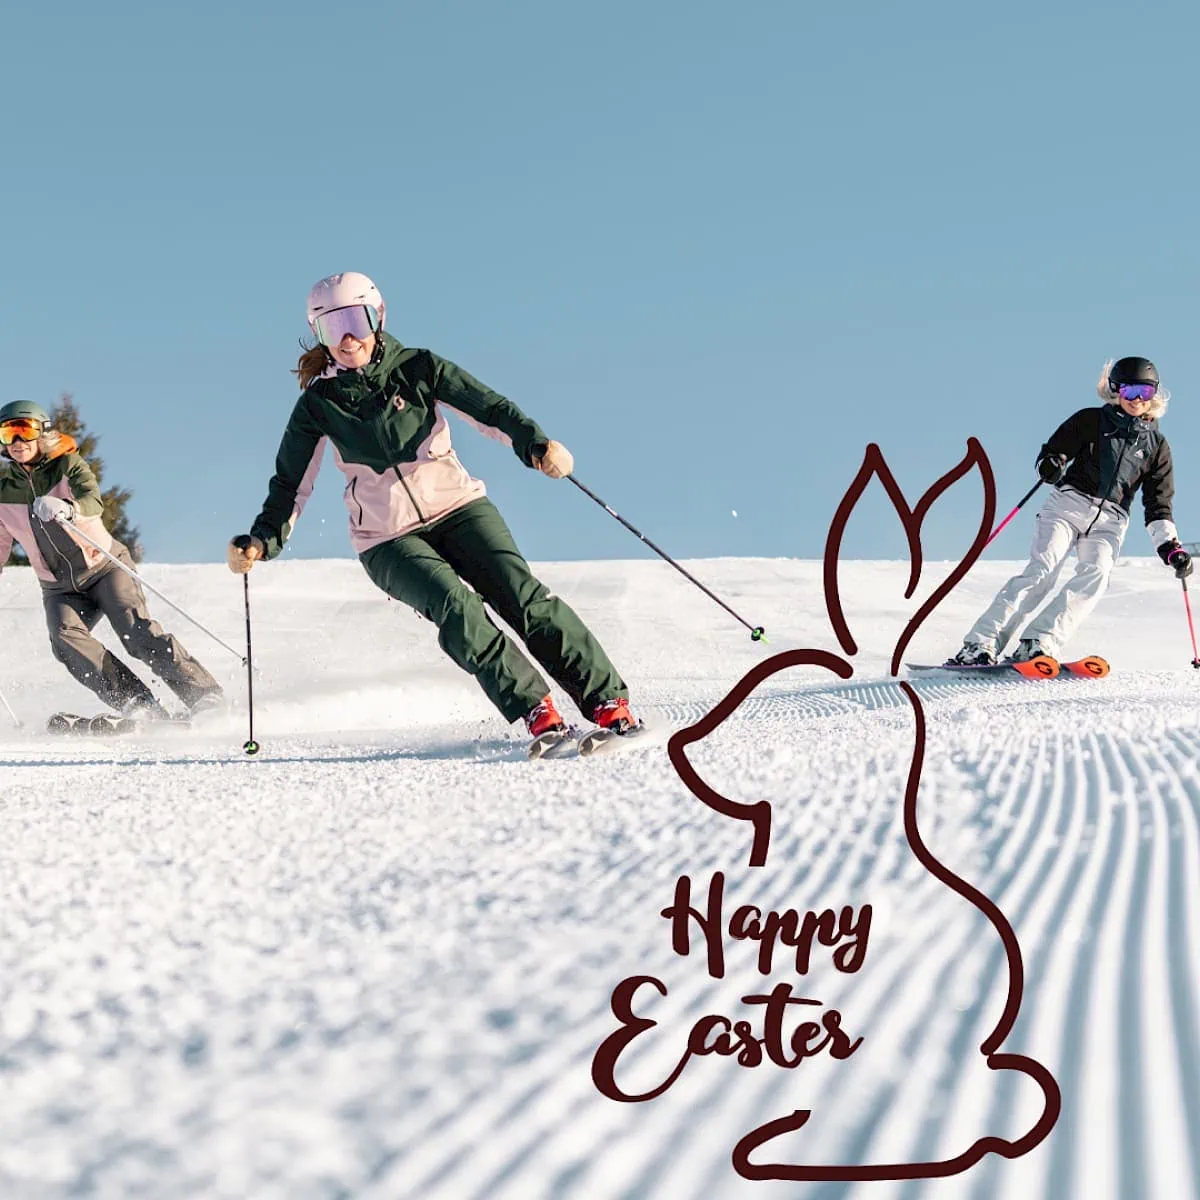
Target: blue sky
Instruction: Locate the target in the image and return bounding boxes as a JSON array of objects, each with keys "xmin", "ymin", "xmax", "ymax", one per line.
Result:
[{"xmin": 4, "ymin": 0, "xmax": 1198, "ymax": 565}]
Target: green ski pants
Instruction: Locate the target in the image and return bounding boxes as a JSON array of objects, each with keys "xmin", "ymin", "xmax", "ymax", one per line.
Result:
[{"xmin": 360, "ymin": 498, "xmax": 627, "ymax": 724}]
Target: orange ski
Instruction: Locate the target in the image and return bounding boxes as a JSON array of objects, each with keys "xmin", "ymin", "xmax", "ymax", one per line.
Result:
[
  {"xmin": 1010, "ymin": 655, "xmax": 1060, "ymax": 679},
  {"xmin": 1062, "ymin": 655, "xmax": 1110, "ymax": 679}
]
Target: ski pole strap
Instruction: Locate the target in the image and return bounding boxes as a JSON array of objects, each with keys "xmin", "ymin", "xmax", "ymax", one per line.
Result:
[
  {"xmin": 984, "ymin": 479, "xmax": 1044, "ymax": 549},
  {"xmin": 55, "ymin": 516, "xmax": 246, "ymax": 662},
  {"xmin": 566, "ymin": 475, "xmax": 766, "ymax": 642}
]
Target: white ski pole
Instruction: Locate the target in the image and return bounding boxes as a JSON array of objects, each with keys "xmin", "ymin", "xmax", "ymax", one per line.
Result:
[
  {"xmin": 53, "ymin": 516, "xmax": 246, "ymax": 663},
  {"xmin": 0, "ymin": 684, "xmax": 21, "ymax": 729}
]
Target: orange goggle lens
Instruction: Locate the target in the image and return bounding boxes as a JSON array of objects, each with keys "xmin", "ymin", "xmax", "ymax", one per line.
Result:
[{"xmin": 0, "ymin": 419, "xmax": 42, "ymax": 445}]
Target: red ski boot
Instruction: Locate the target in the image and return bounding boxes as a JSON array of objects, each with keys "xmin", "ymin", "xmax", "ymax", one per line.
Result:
[
  {"xmin": 526, "ymin": 695, "xmax": 577, "ymax": 760},
  {"xmin": 580, "ymin": 696, "xmax": 646, "ymax": 756}
]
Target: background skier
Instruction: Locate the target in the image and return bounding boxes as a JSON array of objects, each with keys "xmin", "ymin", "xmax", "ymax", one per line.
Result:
[
  {"xmin": 948, "ymin": 356, "xmax": 1190, "ymax": 666},
  {"xmin": 227, "ymin": 272, "xmax": 639, "ymax": 750},
  {"xmin": 0, "ymin": 401, "xmax": 224, "ymax": 718}
]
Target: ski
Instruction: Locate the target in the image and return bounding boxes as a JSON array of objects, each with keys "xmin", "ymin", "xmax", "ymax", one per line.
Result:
[
  {"xmin": 1061, "ymin": 655, "xmax": 1110, "ymax": 678},
  {"xmin": 908, "ymin": 654, "xmax": 1110, "ymax": 680},
  {"xmin": 47, "ymin": 711, "xmax": 136, "ymax": 735},
  {"xmin": 47, "ymin": 712, "xmax": 89, "ymax": 734},
  {"xmin": 529, "ymin": 721, "xmax": 653, "ymax": 760},
  {"xmin": 579, "ymin": 722, "xmax": 651, "ymax": 757},
  {"xmin": 907, "ymin": 655, "xmax": 1061, "ymax": 679},
  {"xmin": 46, "ymin": 709, "xmax": 195, "ymax": 736},
  {"xmin": 89, "ymin": 714, "xmax": 138, "ymax": 735}
]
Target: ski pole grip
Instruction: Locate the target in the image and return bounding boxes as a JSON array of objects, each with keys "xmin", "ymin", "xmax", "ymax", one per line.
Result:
[{"xmin": 232, "ymin": 534, "xmax": 253, "ymax": 551}]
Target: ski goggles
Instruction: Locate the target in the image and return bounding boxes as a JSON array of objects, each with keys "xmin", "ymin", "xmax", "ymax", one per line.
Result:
[
  {"xmin": 312, "ymin": 304, "xmax": 381, "ymax": 347},
  {"xmin": 0, "ymin": 418, "xmax": 42, "ymax": 444},
  {"xmin": 1116, "ymin": 382, "xmax": 1157, "ymax": 402}
]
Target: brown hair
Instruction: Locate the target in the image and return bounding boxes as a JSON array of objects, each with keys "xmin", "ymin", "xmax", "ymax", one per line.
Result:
[{"xmin": 294, "ymin": 341, "xmax": 333, "ymax": 390}]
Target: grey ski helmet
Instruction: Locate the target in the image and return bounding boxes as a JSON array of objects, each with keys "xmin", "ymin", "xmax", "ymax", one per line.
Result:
[
  {"xmin": 0, "ymin": 400, "xmax": 51, "ymax": 426},
  {"xmin": 1107, "ymin": 357, "xmax": 1159, "ymax": 394}
]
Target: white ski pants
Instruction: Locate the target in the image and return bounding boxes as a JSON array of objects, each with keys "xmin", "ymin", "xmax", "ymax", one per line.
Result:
[{"xmin": 966, "ymin": 486, "xmax": 1128, "ymax": 658}]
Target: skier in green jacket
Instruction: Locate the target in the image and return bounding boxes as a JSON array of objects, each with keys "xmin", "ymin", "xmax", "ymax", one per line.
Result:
[{"xmin": 228, "ymin": 272, "xmax": 638, "ymax": 752}]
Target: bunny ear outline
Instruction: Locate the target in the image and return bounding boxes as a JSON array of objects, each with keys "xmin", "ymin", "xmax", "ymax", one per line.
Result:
[
  {"xmin": 824, "ymin": 439, "xmax": 997, "ymax": 675},
  {"xmin": 667, "ymin": 439, "xmax": 995, "ymax": 869}
]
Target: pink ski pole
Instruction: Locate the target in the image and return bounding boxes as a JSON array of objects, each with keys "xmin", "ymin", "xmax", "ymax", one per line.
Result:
[
  {"xmin": 1181, "ymin": 578, "xmax": 1200, "ymax": 668},
  {"xmin": 983, "ymin": 479, "xmax": 1045, "ymax": 549}
]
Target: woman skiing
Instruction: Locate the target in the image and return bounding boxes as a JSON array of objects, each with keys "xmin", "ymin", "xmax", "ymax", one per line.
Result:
[
  {"xmin": 0, "ymin": 401, "xmax": 224, "ymax": 718},
  {"xmin": 227, "ymin": 272, "xmax": 638, "ymax": 752},
  {"xmin": 948, "ymin": 356, "xmax": 1190, "ymax": 666}
]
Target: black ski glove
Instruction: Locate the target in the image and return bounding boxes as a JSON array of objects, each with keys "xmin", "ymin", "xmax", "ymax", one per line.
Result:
[
  {"xmin": 1158, "ymin": 541, "xmax": 1193, "ymax": 579},
  {"xmin": 1037, "ymin": 454, "xmax": 1068, "ymax": 484}
]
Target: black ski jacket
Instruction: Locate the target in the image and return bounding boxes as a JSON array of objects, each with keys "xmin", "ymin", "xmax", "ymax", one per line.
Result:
[{"xmin": 1038, "ymin": 404, "xmax": 1174, "ymax": 525}]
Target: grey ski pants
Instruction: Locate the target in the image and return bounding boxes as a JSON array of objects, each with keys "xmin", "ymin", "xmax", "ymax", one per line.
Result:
[
  {"xmin": 43, "ymin": 552, "xmax": 221, "ymax": 711},
  {"xmin": 965, "ymin": 486, "xmax": 1128, "ymax": 658}
]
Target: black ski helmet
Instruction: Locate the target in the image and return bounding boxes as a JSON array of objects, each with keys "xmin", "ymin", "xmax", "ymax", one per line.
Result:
[{"xmin": 1107, "ymin": 356, "xmax": 1159, "ymax": 394}]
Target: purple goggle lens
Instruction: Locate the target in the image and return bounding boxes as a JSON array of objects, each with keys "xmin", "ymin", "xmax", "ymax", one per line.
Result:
[
  {"xmin": 313, "ymin": 304, "xmax": 381, "ymax": 347},
  {"xmin": 1117, "ymin": 382, "xmax": 1156, "ymax": 402}
]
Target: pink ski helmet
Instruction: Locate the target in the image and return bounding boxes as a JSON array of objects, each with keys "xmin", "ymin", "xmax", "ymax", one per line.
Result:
[{"xmin": 306, "ymin": 272, "xmax": 386, "ymax": 339}]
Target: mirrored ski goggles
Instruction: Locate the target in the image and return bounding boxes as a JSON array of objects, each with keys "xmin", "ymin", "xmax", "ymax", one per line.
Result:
[
  {"xmin": 312, "ymin": 304, "xmax": 381, "ymax": 347},
  {"xmin": 0, "ymin": 419, "xmax": 43, "ymax": 444},
  {"xmin": 1117, "ymin": 383, "xmax": 1157, "ymax": 402}
]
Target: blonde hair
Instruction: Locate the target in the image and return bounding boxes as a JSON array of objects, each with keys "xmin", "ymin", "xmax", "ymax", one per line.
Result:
[
  {"xmin": 294, "ymin": 341, "xmax": 333, "ymax": 390},
  {"xmin": 1096, "ymin": 359, "xmax": 1169, "ymax": 419}
]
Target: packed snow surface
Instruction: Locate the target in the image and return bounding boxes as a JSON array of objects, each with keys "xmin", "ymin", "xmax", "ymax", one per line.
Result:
[{"xmin": 0, "ymin": 555, "xmax": 1197, "ymax": 1199}]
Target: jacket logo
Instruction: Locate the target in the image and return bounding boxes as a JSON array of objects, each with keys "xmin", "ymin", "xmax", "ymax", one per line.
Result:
[{"xmin": 392, "ymin": 393, "xmax": 406, "ymax": 411}]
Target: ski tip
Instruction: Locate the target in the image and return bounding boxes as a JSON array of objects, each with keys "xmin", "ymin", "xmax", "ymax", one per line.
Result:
[
  {"xmin": 578, "ymin": 721, "xmax": 652, "ymax": 757},
  {"xmin": 1011, "ymin": 655, "xmax": 1060, "ymax": 679},
  {"xmin": 47, "ymin": 713, "xmax": 85, "ymax": 734},
  {"xmin": 527, "ymin": 727, "xmax": 580, "ymax": 760},
  {"xmin": 1066, "ymin": 655, "xmax": 1110, "ymax": 679}
]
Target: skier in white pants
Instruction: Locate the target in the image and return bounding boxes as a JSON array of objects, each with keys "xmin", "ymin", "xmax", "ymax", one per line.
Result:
[{"xmin": 949, "ymin": 356, "xmax": 1192, "ymax": 666}]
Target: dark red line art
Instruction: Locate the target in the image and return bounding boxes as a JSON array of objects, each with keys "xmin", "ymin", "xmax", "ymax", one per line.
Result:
[
  {"xmin": 728, "ymin": 682, "xmax": 1061, "ymax": 1181},
  {"xmin": 652, "ymin": 439, "xmax": 1061, "ymax": 1182},
  {"xmin": 667, "ymin": 650, "xmax": 854, "ymax": 868},
  {"xmin": 823, "ymin": 438, "xmax": 996, "ymax": 672}
]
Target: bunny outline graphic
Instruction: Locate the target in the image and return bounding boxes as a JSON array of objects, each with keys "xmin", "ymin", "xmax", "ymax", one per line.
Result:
[{"xmin": 594, "ymin": 439, "xmax": 1062, "ymax": 1183}]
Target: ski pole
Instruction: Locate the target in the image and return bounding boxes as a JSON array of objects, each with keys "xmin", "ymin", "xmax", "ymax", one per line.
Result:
[
  {"xmin": 232, "ymin": 549, "xmax": 260, "ymax": 755},
  {"xmin": 1180, "ymin": 578, "xmax": 1200, "ymax": 669},
  {"xmin": 53, "ymin": 516, "xmax": 245, "ymax": 662},
  {"xmin": 567, "ymin": 475, "xmax": 766, "ymax": 642},
  {"xmin": 0, "ymin": 683, "xmax": 21, "ymax": 730},
  {"xmin": 983, "ymin": 479, "xmax": 1045, "ymax": 549}
]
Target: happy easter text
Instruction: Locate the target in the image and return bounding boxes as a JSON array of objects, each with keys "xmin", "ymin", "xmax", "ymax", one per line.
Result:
[{"xmin": 592, "ymin": 872, "xmax": 871, "ymax": 1100}]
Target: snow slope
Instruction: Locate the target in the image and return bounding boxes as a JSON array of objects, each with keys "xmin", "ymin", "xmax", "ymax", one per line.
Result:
[{"xmin": 0, "ymin": 555, "xmax": 1197, "ymax": 1200}]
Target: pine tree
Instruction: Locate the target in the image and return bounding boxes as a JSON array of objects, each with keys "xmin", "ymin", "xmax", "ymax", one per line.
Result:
[{"xmin": 3, "ymin": 394, "xmax": 142, "ymax": 566}]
